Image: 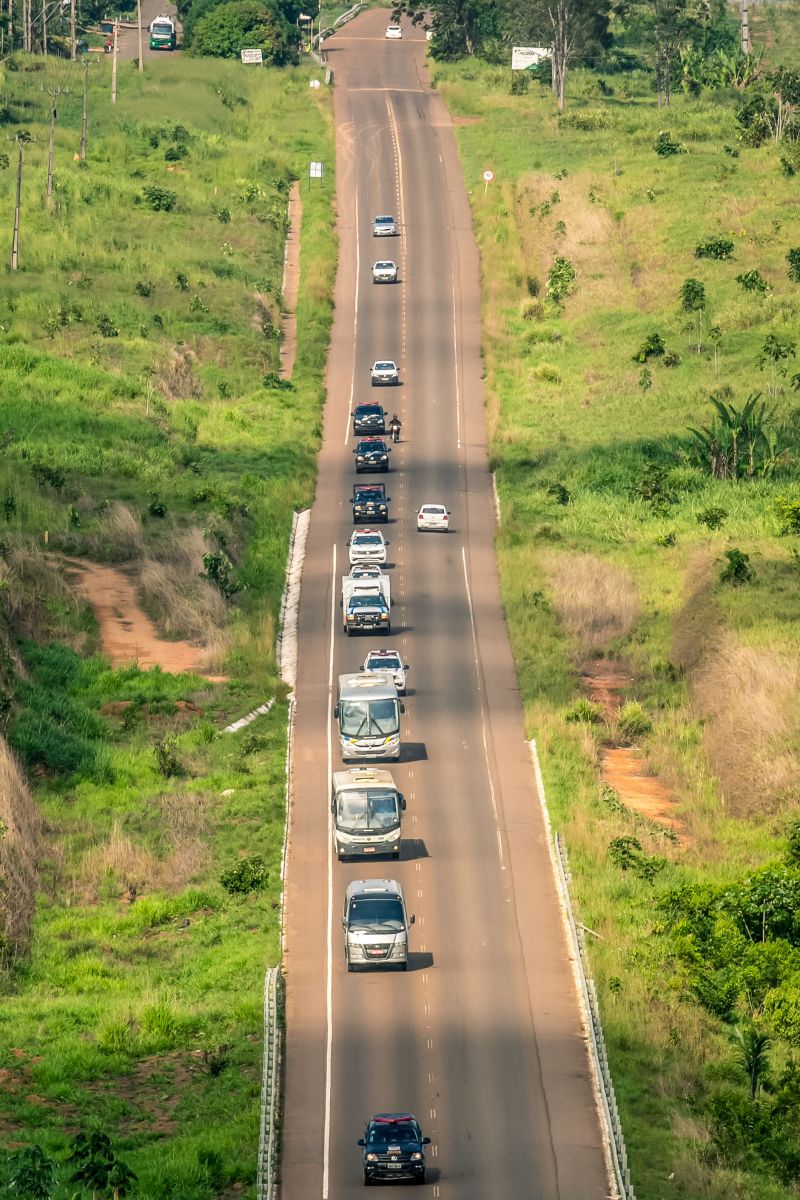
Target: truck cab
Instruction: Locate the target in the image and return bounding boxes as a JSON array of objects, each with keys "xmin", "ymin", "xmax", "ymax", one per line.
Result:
[{"xmin": 149, "ymin": 15, "xmax": 177, "ymax": 49}]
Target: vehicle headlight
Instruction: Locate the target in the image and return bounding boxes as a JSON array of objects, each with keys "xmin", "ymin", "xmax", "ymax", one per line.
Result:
[
  {"xmin": 366, "ymin": 1154, "xmax": 378, "ymax": 1162},
  {"xmin": 411, "ymin": 1153, "xmax": 423, "ymax": 1161},
  {"xmin": 380, "ymin": 614, "xmax": 388, "ymax": 621},
  {"xmin": 347, "ymin": 614, "xmax": 355, "ymax": 621}
]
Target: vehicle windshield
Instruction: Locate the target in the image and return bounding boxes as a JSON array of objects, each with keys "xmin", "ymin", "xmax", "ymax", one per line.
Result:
[
  {"xmin": 348, "ymin": 896, "xmax": 405, "ymax": 932},
  {"xmin": 339, "ymin": 698, "xmax": 399, "ymax": 737},
  {"xmin": 374, "ymin": 362, "xmax": 395, "ymax": 371},
  {"xmin": 337, "ymin": 788, "xmax": 400, "ymax": 833},
  {"xmin": 359, "ymin": 441, "xmax": 384, "ymax": 451},
  {"xmin": 152, "ymin": 21, "xmax": 172, "ymax": 31},
  {"xmin": 368, "ymin": 1123, "xmax": 417, "ymax": 1145},
  {"xmin": 375, "ymin": 262, "xmax": 394, "ymax": 270},
  {"xmin": 349, "ymin": 596, "xmax": 386, "ymax": 610},
  {"xmin": 354, "ymin": 535, "xmax": 382, "ymax": 546},
  {"xmin": 375, "ymin": 217, "xmax": 394, "ymax": 225},
  {"xmin": 357, "ymin": 407, "xmax": 382, "ymax": 416},
  {"xmin": 368, "ymin": 655, "xmax": 400, "ymax": 670},
  {"xmin": 422, "ymin": 507, "xmax": 445, "ymax": 516},
  {"xmin": 357, "ymin": 489, "xmax": 383, "ymax": 499}
]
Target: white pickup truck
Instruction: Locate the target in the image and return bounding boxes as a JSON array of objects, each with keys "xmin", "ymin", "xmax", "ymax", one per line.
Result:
[{"xmin": 341, "ymin": 566, "xmax": 391, "ymax": 634}]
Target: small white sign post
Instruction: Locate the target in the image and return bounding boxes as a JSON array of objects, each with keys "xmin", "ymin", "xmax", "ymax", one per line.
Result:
[
  {"xmin": 240, "ymin": 47, "xmax": 263, "ymax": 63},
  {"xmin": 483, "ymin": 169, "xmax": 494, "ymax": 195},
  {"xmin": 511, "ymin": 45, "xmax": 550, "ymax": 70},
  {"xmin": 309, "ymin": 160, "xmax": 324, "ymax": 189}
]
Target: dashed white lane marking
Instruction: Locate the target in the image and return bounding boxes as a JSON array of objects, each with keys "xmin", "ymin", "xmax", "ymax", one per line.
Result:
[
  {"xmin": 322, "ymin": 543, "xmax": 337, "ymax": 1199},
  {"xmin": 451, "ymin": 263, "xmax": 463, "ymax": 449},
  {"xmin": 461, "ymin": 544, "xmax": 506, "ymax": 871}
]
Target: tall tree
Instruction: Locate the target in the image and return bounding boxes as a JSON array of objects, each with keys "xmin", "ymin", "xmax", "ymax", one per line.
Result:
[
  {"xmin": 631, "ymin": 0, "xmax": 718, "ymax": 105},
  {"xmin": 501, "ymin": 0, "xmax": 611, "ymax": 110},
  {"xmin": 393, "ymin": 0, "xmax": 501, "ymax": 60}
]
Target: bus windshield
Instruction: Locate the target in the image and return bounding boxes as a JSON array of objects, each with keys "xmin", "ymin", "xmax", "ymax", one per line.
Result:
[
  {"xmin": 339, "ymin": 698, "xmax": 398, "ymax": 738},
  {"xmin": 337, "ymin": 788, "xmax": 400, "ymax": 833}
]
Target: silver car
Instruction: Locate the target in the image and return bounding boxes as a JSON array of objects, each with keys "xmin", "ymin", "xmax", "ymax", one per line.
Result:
[
  {"xmin": 370, "ymin": 360, "xmax": 399, "ymax": 386},
  {"xmin": 372, "ymin": 260, "xmax": 398, "ymax": 284},
  {"xmin": 372, "ymin": 214, "xmax": 398, "ymax": 237},
  {"xmin": 342, "ymin": 878, "xmax": 414, "ymax": 970}
]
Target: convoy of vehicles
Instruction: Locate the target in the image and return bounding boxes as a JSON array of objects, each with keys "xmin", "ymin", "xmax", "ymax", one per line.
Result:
[
  {"xmin": 352, "ymin": 483, "xmax": 389, "ymax": 523},
  {"xmin": 342, "ymin": 879, "xmax": 414, "ymax": 970},
  {"xmin": 331, "ymin": 768, "xmax": 405, "ymax": 860}
]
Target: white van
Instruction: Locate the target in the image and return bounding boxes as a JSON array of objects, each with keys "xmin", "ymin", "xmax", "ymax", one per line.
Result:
[{"xmin": 342, "ymin": 879, "xmax": 414, "ymax": 971}]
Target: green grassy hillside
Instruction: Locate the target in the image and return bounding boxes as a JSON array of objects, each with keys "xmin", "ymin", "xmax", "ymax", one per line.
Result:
[
  {"xmin": 435, "ymin": 30, "xmax": 800, "ymax": 1200},
  {"xmin": 0, "ymin": 55, "xmax": 335, "ymax": 1198}
]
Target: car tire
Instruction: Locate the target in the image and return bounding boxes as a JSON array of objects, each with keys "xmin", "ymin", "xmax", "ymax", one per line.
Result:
[
  {"xmin": 363, "ymin": 1171, "xmax": 372, "ymax": 1186},
  {"xmin": 415, "ymin": 1170, "xmax": 426, "ymax": 1185},
  {"xmin": 392, "ymin": 851, "xmax": 400, "ymax": 860},
  {"xmin": 400, "ymin": 961, "xmax": 408, "ymax": 971},
  {"xmin": 347, "ymin": 960, "xmax": 354, "ymax": 973}
]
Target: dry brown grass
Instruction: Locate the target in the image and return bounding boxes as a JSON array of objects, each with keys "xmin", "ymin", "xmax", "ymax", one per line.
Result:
[
  {"xmin": 139, "ymin": 526, "xmax": 228, "ymax": 645},
  {"xmin": 156, "ymin": 346, "xmax": 204, "ymax": 401},
  {"xmin": 0, "ymin": 738, "xmax": 42, "ymax": 958},
  {"xmin": 0, "ymin": 546, "xmax": 84, "ymax": 645},
  {"xmin": 97, "ymin": 502, "xmax": 145, "ymax": 560},
  {"xmin": 672, "ymin": 551, "xmax": 719, "ymax": 673},
  {"xmin": 690, "ymin": 632, "xmax": 800, "ymax": 816},
  {"xmin": 545, "ymin": 552, "xmax": 639, "ymax": 653},
  {"xmin": 78, "ymin": 794, "xmax": 210, "ymax": 902}
]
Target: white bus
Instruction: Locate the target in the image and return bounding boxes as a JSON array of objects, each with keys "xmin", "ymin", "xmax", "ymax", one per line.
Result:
[{"xmin": 334, "ymin": 672, "xmax": 403, "ymax": 761}]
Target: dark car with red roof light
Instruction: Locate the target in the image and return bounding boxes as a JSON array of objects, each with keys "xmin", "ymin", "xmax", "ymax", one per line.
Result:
[{"xmin": 358, "ymin": 1112, "xmax": 431, "ymax": 1185}]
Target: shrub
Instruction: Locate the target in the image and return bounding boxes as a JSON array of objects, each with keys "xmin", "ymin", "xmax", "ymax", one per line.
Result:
[
  {"xmin": 720, "ymin": 548, "xmax": 754, "ymax": 586},
  {"xmin": 546, "ymin": 481, "xmax": 571, "ymax": 505},
  {"xmin": 164, "ymin": 144, "xmax": 186, "ymax": 162},
  {"xmin": 697, "ymin": 506, "xmax": 728, "ymax": 530},
  {"xmin": 154, "ymin": 734, "xmax": 185, "ymax": 778},
  {"xmin": 220, "ymin": 854, "xmax": 269, "ymax": 895},
  {"xmin": 564, "ymin": 698, "xmax": 604, "ymax": 724},
  {"xmin": 142, "ymin": 185, "xmax": 178, "ymax": 212},
  {"xmin": 632, "ymin": 331, "xmax": 665, "ymax": 362},
  {"xmin": 662, "ymin": 348, "xmax": 681, "ymax": 367},
  {"xmin": 736, "ymin": 269, "xmax": 769, "ymax": 295},
  {"xmin": 654, "ymin": 130, "xmax": 683, "ymax": 157},
  {"xmin": 774, "ymin": 496, "xmax": 800, "ymax": 535},
  {"xmin": 135, "ymin": 280, "xmax": 153, "ymax": 297},
  {"xmin": 680, "ymin": 278, "xmax": 706, "ymax": 312},
  {"xmin": 96, "ymin": 313, "xmax": 119, "ymax": 338},
  {"xmin": 147, "ymin": 497, "xmax": 167, "ymax": 518},
  {"xmin": 546, "ymin": 256, "xmax": 576, "ymax": 304},
  {"xmin": 695, "ymin": 237, "xmax": 735, "ymax": 260},
  {"xmin": 202, "ymin": 550, "xmax": 239, "ymax": 598},
  {"xmin": 787, "ymin": 249, "xmax": 800, "ymax": 284},
  {"xmin": 617, "ymin": 701, "xmax": 653, "ymax": 741},
  {"xmin": 175, "ymin": 272, "xmax": 190, "ymax": 291}
]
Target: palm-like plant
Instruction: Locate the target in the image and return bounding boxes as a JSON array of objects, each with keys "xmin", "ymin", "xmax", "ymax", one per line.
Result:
[
  {"xmin": 688, "ymin": 392, "xmax": 783, "ymax": 479},
  {"xmin": 732, "ymin": 1024, "xmax": 770, "ymax": 1100}
]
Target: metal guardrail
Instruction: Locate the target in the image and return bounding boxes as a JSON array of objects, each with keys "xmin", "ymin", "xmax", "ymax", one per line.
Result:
[
  {"xmin": 256, "ymin": 966, "xmax": 284, "ymax": 1200},
  {"xmin": 554, "ymin": 835, "xmax": 637, "ymax": 1200}
]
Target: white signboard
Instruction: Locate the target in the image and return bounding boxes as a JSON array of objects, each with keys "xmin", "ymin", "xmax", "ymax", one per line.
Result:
[
  {"xmin": 511, "ymin": 46, "xmax": 550, "ymax": 70},
  {"xmin": 483, "ymin": 170, "xmax": 494, "ymax": 182},
  {"xmin": 309, "ymin": 161, "xmax": 324, "ymax": 179},
  {"xmin": 240, "ymin": 48, "xmax": 263, "ymax": 63},
  {"xmin": 309, "ymin": 79, "xmax": 321, "ymax": 89}
]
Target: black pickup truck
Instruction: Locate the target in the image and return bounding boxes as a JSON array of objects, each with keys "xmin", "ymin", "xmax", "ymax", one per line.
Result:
[{"xmin": 352, "ymin": 483, "xmax": 389, "ymax": 523}]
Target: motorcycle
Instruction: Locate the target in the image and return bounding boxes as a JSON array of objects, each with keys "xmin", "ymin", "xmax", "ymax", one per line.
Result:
[{"xmin": 389, "ymin": 421, "xmax": 401, "ymax": 444}]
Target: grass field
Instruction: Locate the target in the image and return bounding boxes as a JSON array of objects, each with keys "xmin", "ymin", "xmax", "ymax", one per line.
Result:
[
  {"xmin": 435, "ymin": 23, "xmax": 800, "ymax": 1200},
  {"xmin": 0, "ymin": 55, "xmax": 335, "ymax": 1197}
]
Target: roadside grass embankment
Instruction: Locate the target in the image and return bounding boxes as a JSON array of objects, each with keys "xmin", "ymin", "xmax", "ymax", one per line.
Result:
[
  {"xmin": 0, "ymin": 55, "xmax": 335, "ymax": 1198},
  {"xmin": 435, "ymin": 44, "xmax": 800, "ymax": 1200}
]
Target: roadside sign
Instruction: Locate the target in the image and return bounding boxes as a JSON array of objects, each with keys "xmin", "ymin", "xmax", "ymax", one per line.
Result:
[
  {"xmin": 240, "ymin": 48, "xmax": 263, "ymax": 63},
  {"xmin": 511, "ymin": 45, "xmax": 549, "ymax": 70},
  {"xmin": 483, "ymin": 170, "xmax": 494, "ymax": 182},
  {"xmin": 309, "ymin": 161, "xmax": 324, "ymax": 178},
  {"xmin": 309, "ymin": 79, "xmax": 321, "ymax": 88}
]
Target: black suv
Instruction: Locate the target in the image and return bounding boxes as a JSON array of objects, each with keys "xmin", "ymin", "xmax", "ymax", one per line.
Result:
[
  {"xmin": 358, "ymin": 1112, "xmax": 430, "ymax": 1186},
  {"xmin": 352, "ymin": 484, "xmax": 389, "ymax": 523},
  {"xmin": 354, "ymin": 438, "xmax": 391, "ymax": 473},
  {"xmin": 352, "ymin": 404, "xmax": 386, "ymax": 435}
]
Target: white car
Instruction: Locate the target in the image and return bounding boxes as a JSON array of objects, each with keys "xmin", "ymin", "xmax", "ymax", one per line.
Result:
[
  {"xmin": 385, "ymin": 23, "xmax": 402, "ymax": 39},
  {"xmin": 373, "ymin": 215, "xmax": 398, "ymax": 237},
  {"xmin": 372, "ymin": 260, "xmax": 398, "ymax": 284},
  {"xmin": 417, "ymin": 503, "xmax": 450, "ymax": 532},
  {"xmin": 371, "ymin": 360, "xmax": 399, "ymax": 386},
  {"xmin": 363, "ymin": 649, "xmax": 408, "ymax": 695},
  {"xmin": 349, "ymin": 528, "xmax": 388, "ymax": 565}
]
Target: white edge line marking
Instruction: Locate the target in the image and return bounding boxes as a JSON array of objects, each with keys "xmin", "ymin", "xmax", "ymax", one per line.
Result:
[
  {"xmin": 344, "ymin": 191, "xmax": 360, "ymax": 446},
  {"xmin": 322, "ymin": 542, "xmax": 337, "ymax": 1199},
  {"xmin": 452, "ymin": 264, "xmax": 462, "ymax": 450},
  {"xmin": 461, "ymin": 545, "xmax": 505, "ymax": 870}
]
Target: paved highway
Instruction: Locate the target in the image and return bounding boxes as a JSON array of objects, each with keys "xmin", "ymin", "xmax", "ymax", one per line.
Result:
[{"xmin": 281, "ymin": 11, "xmax": 609, "ymax": 1199}]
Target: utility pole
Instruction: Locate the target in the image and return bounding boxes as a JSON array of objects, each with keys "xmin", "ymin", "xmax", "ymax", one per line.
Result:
[
  {"xmin": 740, "ymin": 0, "xmax": 751, "ymax": 54},
  {"xmin": 111, "ymin": 17, "xmax": 119, "ymax": 104},
  {"xmin": 41, "ymin": 0, "xmax": 46, "ymax": 57},
  {"xmin": 69, "ymin": 0, "xmax": 75, "ymax": 59},
  {"xmin": 11, "ymin": 131, "xmax": 31, "ymax": 272},
  {"xmin": 137, "ymin": 0, "xmax": 143, "ymax": 70},
  {"xmin": 80, "ymin": 57, "xmax": 89, "ymax": 160},
  {"xmin": 7, "ymin": 0, "xmax": 12, "ymax": 53},
  {"xmin": 44, "ymin": 80, "xmax": 66, "ymax": 204}
]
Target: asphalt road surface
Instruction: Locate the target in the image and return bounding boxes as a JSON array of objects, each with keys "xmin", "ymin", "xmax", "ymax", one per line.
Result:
[
  {"xmin": 281, "ymin": 11, "xmax": 610, "ymax": 1199},
  {"xmin": 116, "ymin": 0, "xmax": 180, "ymax": 59}
]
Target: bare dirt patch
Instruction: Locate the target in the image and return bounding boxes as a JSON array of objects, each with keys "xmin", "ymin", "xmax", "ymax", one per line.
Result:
[
  {"xmin": 583, "ymin": 658, "xmax": 682, "ymax": 834},
  {"xmin": 280, "ymin": 180, "xmax": 302, "ymax": 380},
  {"xmin": 61, "ymin": 558, "xmax": 224, "ymax": 678}
]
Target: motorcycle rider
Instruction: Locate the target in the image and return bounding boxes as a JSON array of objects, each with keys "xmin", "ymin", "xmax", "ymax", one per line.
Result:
[{"xmin": 389, "ymin": 413, "xmax": 401, "ymax": 442}]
